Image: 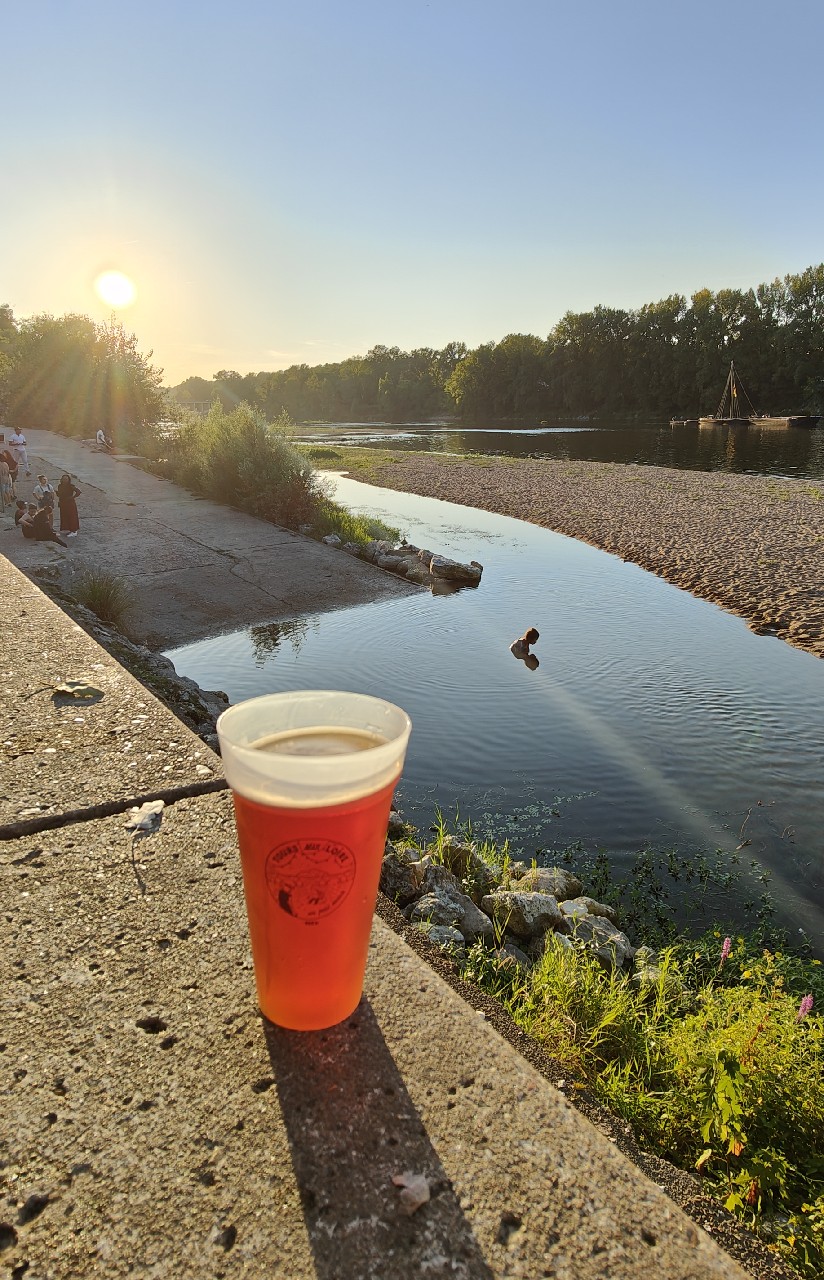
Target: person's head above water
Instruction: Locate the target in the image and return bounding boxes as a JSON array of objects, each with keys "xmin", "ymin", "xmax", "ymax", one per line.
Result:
[{"xmin": 523, "ymin": 627, "xmax": 539, "ymax": 645}]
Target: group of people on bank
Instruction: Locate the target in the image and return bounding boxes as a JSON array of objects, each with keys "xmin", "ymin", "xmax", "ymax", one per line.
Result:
[{"xmin": 13, "ymin": 473, "xmax": 81, "ymax": 547}]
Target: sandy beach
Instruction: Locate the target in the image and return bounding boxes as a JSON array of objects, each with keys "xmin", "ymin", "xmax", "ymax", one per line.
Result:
[{"xmin": 345, "ymin": 453, "xmax": 824, "ymax": 660}]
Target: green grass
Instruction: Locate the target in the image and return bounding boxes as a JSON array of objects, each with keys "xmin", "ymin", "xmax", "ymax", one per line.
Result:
[
  {"xmin": 73, "ymin": 570, "xmax": 134, "ymax": 628},
  {"xmin": 393, "ymin": 813, "xmax": 824, "ymax": 1277}
]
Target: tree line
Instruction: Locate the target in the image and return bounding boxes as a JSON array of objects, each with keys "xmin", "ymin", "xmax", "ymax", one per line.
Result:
[
  {"xmin": 3, "ymin": 263, "xmax": 823, "ymax": 439},
  {"xmin": 0, "ymin": 307, "xmax": 165, "ymax": 443},
  {"xmin": 172, "ymin": 263, "xmax": 824, "ymax": 422}
]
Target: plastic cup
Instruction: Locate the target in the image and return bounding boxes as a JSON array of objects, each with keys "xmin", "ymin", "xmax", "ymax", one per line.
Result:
[{"xmin": 217, "ymin": 690, "xmax": 412, "ymax": 1030}]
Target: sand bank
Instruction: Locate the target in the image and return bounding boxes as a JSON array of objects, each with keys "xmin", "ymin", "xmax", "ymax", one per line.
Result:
[{"xmin": 348, "ymin": 454, "xmax": 824, "ymax": 660}]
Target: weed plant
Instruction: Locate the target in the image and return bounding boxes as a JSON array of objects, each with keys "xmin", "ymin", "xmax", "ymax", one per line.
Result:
[
  {"xmin": 408, "ymin": 812, "xmax": 823, "ymax": 1275},
  {"xmin": 73, "ymin": 571, "xmax": 133, "ymax": 628},
  {"xmin": 159, "ymin": 404, "xmax": 400, "ymax": 544}
]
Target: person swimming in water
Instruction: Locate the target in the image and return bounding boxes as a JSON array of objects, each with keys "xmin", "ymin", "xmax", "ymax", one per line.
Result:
[{"xmin": 510, "ymin": 626, "xmax": 539, "ymax": 659}]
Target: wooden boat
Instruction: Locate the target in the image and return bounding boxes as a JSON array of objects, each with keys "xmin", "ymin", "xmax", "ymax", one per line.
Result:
[
  {"xmin": 696, "ymin": 361, "xmax": 819, "ymax": 428},
  {"xmin": 750, "ymin": 415, "xmax": 819, "ymax": 429},
  {"xmin": 698, "ymin": 361, "xmax": 757, "ymax": 427}
]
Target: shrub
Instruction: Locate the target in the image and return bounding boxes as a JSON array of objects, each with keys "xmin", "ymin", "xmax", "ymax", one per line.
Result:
[
  {"xmin": 164, "ymin": 404, "xmax": 320, "ymax": 529},
  {"xmin": 73, "ymin": 571, "xmax": 133, "ymax": 628}
]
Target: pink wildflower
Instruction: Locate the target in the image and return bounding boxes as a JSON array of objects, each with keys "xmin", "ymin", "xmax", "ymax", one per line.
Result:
[
  {"xmin": 797, "ymin": 994, "xmax": 814, "ymax": 1022},
  {"xmin": 718, "ymin": 937, "xmax": 732, "ymax": 969}
]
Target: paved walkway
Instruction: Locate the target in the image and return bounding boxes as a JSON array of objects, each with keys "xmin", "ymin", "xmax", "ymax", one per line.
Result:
[{"xmin": 0, "ymin": 431, "xmax": 414, "ymax": 649}]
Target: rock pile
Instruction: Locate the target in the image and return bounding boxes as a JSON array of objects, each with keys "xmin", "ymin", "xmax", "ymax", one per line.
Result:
[
  {"xmin": 380, "ymin": 823, "xmax": 640, "ymax": 975},
  {"xmin": 322, "ymin": 537, "xmax": 483, "ymax": 590}
]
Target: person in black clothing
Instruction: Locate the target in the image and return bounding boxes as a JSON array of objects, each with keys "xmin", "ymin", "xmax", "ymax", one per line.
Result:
[
  {"xmin": 14, "ymin": 499, "xmax": 27, "ymax": 525},
  {"xmin": 20, "ymin": 503, "xmax": 67, "ymax": 546}
]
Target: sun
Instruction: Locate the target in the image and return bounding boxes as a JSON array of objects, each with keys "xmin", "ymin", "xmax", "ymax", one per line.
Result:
[{"xmin": 94, "ymin": 270, "xmax": 136, "ymax": 308}]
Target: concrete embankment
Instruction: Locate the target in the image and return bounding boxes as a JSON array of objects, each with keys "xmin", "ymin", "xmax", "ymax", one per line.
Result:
[{"xmin": 0, "ymin": 560, "xmax": 755, "ymax": 1278}]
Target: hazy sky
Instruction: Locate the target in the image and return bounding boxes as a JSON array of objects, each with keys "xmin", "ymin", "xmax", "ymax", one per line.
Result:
[{"xmin": 4, "ymin": 0, "xmax": 823, "ymax": 385}]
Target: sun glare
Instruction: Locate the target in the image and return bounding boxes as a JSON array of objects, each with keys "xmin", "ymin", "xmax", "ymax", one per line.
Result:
[{"xmin": 94, "ymin": 270, "xmax": 136, "ymax": 308}]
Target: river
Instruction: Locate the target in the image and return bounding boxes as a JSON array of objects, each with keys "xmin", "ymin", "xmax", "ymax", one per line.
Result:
[
  {"xmin": 167, "ymin": 473, "xmax": 824, "ymax": 949},
  {"xmin": 295, "ymin": 417, "xmax": 824, "ymax": 481}
]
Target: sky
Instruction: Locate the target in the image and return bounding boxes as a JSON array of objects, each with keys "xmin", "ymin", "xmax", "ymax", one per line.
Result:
[{"xmin": 3, "ymin": 0, "xmax": 824, "ymax": 386}]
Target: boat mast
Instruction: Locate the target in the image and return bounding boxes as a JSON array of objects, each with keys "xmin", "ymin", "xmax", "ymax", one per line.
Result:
[{"xmin": 715, "ymin": 360, "xmax": 758, "ymax": 420}]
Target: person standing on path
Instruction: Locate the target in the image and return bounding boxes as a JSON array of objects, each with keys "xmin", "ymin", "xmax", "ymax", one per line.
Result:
[
  {"xmin": 8, "ymin": 428, "xmax": 31, "ymax": 476},
  {"xmin": 56, "ymin": 474, "xmax": 81, "ymax": 536},
  {"xmin": 33, "ymin": 474, "xmax": 56, "ymax": 511}
]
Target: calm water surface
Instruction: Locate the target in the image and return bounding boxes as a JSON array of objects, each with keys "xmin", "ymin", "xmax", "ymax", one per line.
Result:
[
  {"xmin": 298, "ymin": 418, "xmax": 824, "ymax": 480},
  {"xmin": 168, "ymin": 476, "xmax": 824, "ymax": 945}
]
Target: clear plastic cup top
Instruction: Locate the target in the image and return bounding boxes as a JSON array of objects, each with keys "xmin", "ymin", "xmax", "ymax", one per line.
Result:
[{"xmin": 216, "ymin": 689, "xmax": 412, "ymax": 808}]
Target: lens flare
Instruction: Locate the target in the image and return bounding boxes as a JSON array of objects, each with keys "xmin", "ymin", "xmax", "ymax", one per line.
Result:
[{"xmin": 94, "ymin": 270, "xmax": 136, "ymax": 308}]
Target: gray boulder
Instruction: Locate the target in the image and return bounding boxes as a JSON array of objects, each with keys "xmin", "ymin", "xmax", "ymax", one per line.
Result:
[
  {"xmin": 415, "ymin": 923, "xmax": 466, "ymax": 954},
  {"xmin": 530, "ymin": 930, "xmax": 574, "ymax": 960},
  {"xmin": 380, "ymin": 845, "xmax": 424, "ymax": 906},
  {"xmin": 481, "ymin": 891, "xmax": 565, "ymax": 940},
  {"xmin": 512, "ymin": 866, "xmax": 583, "ymax": 899},
  {"xmin": 494, "ymin": 942, "xmax": 531, "ymax": 972},
  {"xmin": 428, "ymin": 555, "xmax": 483, "ymax": 584},
  {"xmin": 560, "ymin": 896, "xmax": 618, "ymax": 925},
  {"xmin": 571, "ymin": 916, "xmax": 633, "ymax": 969},
  {"xmin": 408, "ymin": 882, "xmax": 494, "ymax": 944}
]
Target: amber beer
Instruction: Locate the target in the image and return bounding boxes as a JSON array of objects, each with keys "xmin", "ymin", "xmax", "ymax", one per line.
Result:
[{"xmin": 217, "ymin": 693, "xmax": 412, "ymax": 1030}]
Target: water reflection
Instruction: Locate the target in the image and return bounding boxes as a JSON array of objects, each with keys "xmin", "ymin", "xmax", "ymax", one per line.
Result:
[
  {"xmin": 249, "ymin": 618, "xmax": 313, "ymax": 667},
  {"xmin": 298, "ymin": 418, "xmax": 824, "ymax": 481}
]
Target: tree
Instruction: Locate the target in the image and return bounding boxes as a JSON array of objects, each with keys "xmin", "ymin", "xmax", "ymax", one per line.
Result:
[{"xmin": 1, "ymin": 312, "xmax": 166, "ymax": 441}]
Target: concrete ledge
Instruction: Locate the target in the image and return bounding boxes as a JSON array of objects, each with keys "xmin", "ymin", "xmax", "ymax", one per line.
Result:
[
  {"xmin": 0, "ymin": 558, "xmax": 753, "ymax": 1278},
  {"xmin": 0, "ymin": 560, "xmax": 222, "ymax": 825}
]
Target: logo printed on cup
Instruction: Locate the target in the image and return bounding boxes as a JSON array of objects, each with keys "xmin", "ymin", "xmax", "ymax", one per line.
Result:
[{"xmin": 265, "ymin": 838, "xmax": 357, "ymax": 922}]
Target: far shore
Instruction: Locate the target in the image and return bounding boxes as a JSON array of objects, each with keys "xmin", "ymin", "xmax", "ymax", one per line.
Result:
[
  {"xmin": 325, "ymin": 449, "xmax": 824, "ymax": 661},
  {"xmin": 4, "ymin": 431, "xmax": 823, "ymax": 663}
]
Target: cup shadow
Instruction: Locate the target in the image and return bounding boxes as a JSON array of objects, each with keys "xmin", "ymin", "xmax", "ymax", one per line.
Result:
[{"xmin": 263, "ymin": 1000, "xmax": 494, "ymax": 1279}]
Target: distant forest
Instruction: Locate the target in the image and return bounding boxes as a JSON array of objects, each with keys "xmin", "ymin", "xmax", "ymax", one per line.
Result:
[{"xmin": 171, "ymin": 264, "xmax": 824, "ymax": 423}]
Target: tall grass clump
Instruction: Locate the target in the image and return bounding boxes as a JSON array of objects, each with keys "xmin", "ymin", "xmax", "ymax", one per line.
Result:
[
  {"xmin": 73, "ymin": 570, "xmax": 133, "ymax": 628},
  {"xmin": 164, "ymin": 404, "xmax": 320, "ymax": 529}
]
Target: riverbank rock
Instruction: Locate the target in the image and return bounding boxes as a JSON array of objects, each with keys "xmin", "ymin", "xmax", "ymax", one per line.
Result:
[
  {"xmin": 425, "ymin": 836, "xmax": 502, "ymax": 899},
  {"xmin": 414, "ymin": 922, "xmax": 466, "ymax": 954},
  {"xmin": 481, "ymin": 890, "xmax": 565, "ymax": 940},
  {"xmin": 512, "ymin": 866, "xmax": 583, "ymax": 899},
  {"xmin": 407, "ymin": 882, "xmax": 495, "ymax": 945},
  {"xmin": 427, "ymin": 555, "xmax": 483, "ymax": 585},
  {"xmin": 493, "ymin": 942, "xmax": 531, "ymax": 972},
  {"xmin": 570, "ymin": 915, "xmax": 633, "ymax": 969},
  {"xmin": 380, "ymin": 844, "xmax": 425, "ymax": 906},
  {"xmin": 560, "ymin": 896, "xmax": 619, "ymax": 925},
  {"xmin": 343, "ymin": 539, "xmax": 483, "ymax": 591}
]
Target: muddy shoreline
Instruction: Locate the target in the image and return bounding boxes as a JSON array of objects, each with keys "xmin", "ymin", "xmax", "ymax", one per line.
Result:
[{"xmin": 343, "ymin": 453, "xmax": 824, "ymax": 660}]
